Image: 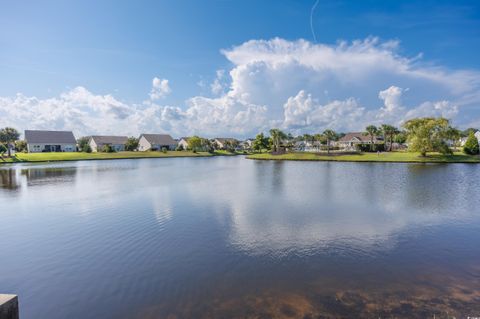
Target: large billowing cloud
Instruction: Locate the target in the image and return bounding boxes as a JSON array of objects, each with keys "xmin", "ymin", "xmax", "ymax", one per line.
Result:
[{"xmin": 0, "ymin": 37, "xmax": 478, "ymax": 138}]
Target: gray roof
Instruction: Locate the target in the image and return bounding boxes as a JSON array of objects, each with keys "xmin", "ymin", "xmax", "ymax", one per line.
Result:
[
  {"xmin": 141, "ymin": 134, "xmax": 177, "ymax": 145},
  {"xmin": 90, "ymin": 135, "xmax": 128, "ymax": 145},
  {"xmin": 25, "ymin": 130, "xmax": 76, "ymax": 144},
  {"xmin": 338, "ymin": 132, "xmax": 381, "ymax": 143}
]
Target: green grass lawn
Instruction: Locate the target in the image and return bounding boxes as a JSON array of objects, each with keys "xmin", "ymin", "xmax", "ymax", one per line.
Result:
[
  {"xmin": 247, "ymin": 151, "xmax": 480, "ymax": 163},
  {"xmin": 1, "ymin": 151, "xmax": 214, "ymax": 163}
]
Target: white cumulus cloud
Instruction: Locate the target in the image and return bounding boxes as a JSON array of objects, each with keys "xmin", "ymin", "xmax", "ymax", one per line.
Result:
[
  {"xmin": 149, "ymin": 77, "xmax": 171, "ymax": 100},
  {"xmin": 0, "ymin": 37, "xmax": 479, "ymax": 137}
]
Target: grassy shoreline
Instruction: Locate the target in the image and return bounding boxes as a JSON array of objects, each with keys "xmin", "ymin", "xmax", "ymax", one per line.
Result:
[
  {"xmin": 247, "ymin": 151, "xmax": 480, "ymax": 163},
  {"xmin": 0, "ymin": 151, "xmax": 219, "ymax": 164}
]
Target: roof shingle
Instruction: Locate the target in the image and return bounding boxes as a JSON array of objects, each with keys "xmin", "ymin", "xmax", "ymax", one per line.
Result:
[
  {"xmin": 90, "ymin": 136, "xmax": 128, "ymax": 145},
  {"xmin": 25, "ymin": 130, "xmax": 76, "ymax": 144},
  {"xmin": 141, "ymin": 134, "xmax": 176, "ymax": 145}
]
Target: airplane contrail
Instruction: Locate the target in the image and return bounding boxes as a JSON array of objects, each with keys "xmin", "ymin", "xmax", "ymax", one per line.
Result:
[{"xmin": 310, "ymin": 0, "xmax": 320, "ymax": 42}]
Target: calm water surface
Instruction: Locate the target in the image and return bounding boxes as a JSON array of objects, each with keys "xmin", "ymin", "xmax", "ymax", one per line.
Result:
[{"xmin": 1, "ymin": 157, "xmax": 480, "ymax": 318}]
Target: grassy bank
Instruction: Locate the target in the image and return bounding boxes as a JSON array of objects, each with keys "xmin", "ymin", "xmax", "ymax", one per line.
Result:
[
  {"xmin": 247, "ymin": 151, "xmax": 480, "ymax": 163},
  {"xmin": 0, "ymin": 151, "xmax": 214, "ymax": 163}
]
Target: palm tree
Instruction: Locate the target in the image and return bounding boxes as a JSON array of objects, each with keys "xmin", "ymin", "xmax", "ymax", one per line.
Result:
[
  {"xmin": 380, "ymin": 124, "xmax": 400, "ymax": 151},
  {"xmin": 323, "ymin": 129, "xmax": 337, "ymax": 155},
  {"xmin": 363, "ymin": 125, "xmax": 378, "ymax": 151},
  {"xmin": 270, "ymin": 128, "xmax": 287, "ymax": 153}
]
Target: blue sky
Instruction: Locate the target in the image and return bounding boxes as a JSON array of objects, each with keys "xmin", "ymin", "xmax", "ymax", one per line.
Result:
[{"xmin": 1, "ymin": 0, "xmax": 480, "ymax": 137}]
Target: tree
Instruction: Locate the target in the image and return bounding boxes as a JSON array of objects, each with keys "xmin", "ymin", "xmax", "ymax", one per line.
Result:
[
  {"xmin": 446, "ymin": 127, "xmax": 462, "ymax": 150},
  {"xmin": 314, "ymin": 133, "xmax": 325, "ymax": 145},
  {"xmin": 0, "ymin": 127, "xmax": 20, "ymax": 157},
  {"xmin": 403, "ymin": 117, "xmax": 453, "ymax": 157},
  {"xmin": 125, "ymin": 137, "xmax": 139, "ymax": 151},
  {"xmin": 393, "ymin": 131, "xmax": 407, "ymax": 144},
  {"xmin": 201, "ymin": 138, "xmax": 214, "ymax": 153},
  {"xmin": 102, "ymin": 144, "xmax": 115, "ymax": 153},
  {"xmin": 380, "ymin": 124, "xmax": 400, "ymax": 151},
  {"xmin": 188, "ymin": 136, "xmax": 203, "ymax": 152},
  {"xmin": 269, "ymin": 128, "xmax": 287, "ymax": 153},
  {"xmin": 252, "ymin": 133, "xmax": 269, "ymax": 152},
  {"xmin": 15, "ymin": 140, "xmax": 27, "ymax": 152},
  {"xmin": 363, "ymin": 125, "xmax": 378, "ymax": 151},
  {"xmin": 0, "ymin": 144, "xmax": 6, "ymax": 157},
  {"xmin": 463, "ymin": 132, "xmax": 479, "ymax": 155},
  {"xmin": 77, "ymin": 137, "xmax": 90, "ymax": 152},
  {"xmin": 462, "ymin": 128, "xmax": 478, "ymax": 137},
  {"xmin": 323, "ymin": 129, "xmax": 337, "ymax": 155}
]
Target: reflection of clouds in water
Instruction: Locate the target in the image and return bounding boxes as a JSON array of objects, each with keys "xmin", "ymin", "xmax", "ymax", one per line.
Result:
[
  {"xmin": 148, "ymin": 188, "xmax": 173, "ymax": 225},
  {"xmin": 221, "ymin": 162, "xmax": 480, "ymax": 256}
]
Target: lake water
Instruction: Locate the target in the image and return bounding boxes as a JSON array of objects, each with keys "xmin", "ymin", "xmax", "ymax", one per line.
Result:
[{"xmin": 1, "ymin": 157, "xmax": 480, "ymax": 318}]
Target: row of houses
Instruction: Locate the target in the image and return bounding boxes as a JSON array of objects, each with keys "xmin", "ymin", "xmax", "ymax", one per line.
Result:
[
  {"xmin": 23, "ymin": 130, "xmax": 247, "ymax": 153},
  {"xmin": 296, "ymin": 131, "xmax": 480, "ymax": 152},
  {"xmin": 295, "ymin": 132, "xmax": 386, "ymax": 152}
]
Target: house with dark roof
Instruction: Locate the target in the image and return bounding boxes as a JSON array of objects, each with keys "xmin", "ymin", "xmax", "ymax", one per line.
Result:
[
  {"xmin": 336, "ymin": 132, "xmax": 383, "ymax": 150},
  {"xmin": 89, "ymin": 136, "xmax": 128, "ymax": 152},
  {"xmin": 138, "ymin": 134, "xmax": 177, "ymax": 151},
  {"xmin": 25, "ymin": 130, "xmax": 77, "ymax": 153}
]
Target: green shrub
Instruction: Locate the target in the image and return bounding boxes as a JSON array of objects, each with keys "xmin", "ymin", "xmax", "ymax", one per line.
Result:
[
  {"xmin": 176, "ymin": 144, "xmax": 184, "ymax": 151},
  {"xmin": 102, "ymin": 144, "xmax": 115, "ymax": 153},
  {"xmin": 355, "ymin": 143, "xmax": 385, "ymax": 152},
  {"xmin": 15, "ymin": 140, "xmax": 27, "ymax": 152},
  {"xmin": 84, "ymin": 145, "xmax": 92, "ymax": 153},
  {"xmin": 464, "ymin": 133, "xmax": 479, "ymax": 155},
  {"xmin": 161, "ymin": 147, "xmax": 167, "ymax": 153}
]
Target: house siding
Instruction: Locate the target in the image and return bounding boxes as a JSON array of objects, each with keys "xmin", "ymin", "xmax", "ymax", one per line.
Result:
[
  {"xmin": 89, "ymin": 138, "xmax": 126, "ymax": 152},
  {"xmin": 27, "ymin": 143, "xmax": 76, "ymax": 153},
  {"xmin": 138, "ymin": 136, "xmax": 152, "ymax": 151}
]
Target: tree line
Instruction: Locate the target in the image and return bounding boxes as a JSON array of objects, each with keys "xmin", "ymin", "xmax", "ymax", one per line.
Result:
[{"xmin": 251, "ymin": 117, "xmax": 479, "ymax": 156}]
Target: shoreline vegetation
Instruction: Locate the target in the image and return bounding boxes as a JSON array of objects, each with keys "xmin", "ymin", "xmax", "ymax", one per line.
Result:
[
  {"xmin": 0, "ymin": 150, "xmax": 244, "ymax": 164},
  {"xmin": 247, "ymin": 151, "xmax": 480, "ymax": 163},
  {"xmin": 1, "ymin": 149, "xmax": 478, "ymax": 164}
]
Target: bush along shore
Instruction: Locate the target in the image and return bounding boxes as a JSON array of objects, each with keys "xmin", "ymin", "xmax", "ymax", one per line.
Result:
[{"xmin": 246, "ymin": 151, "xmax": 480, "ymax": 163}]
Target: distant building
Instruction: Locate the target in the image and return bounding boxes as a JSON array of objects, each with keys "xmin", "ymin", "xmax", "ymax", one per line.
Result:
[
  {"xmin": 336, "ymin": 132, "xmax": 383, "ymax": 150},
  {"xmin": 138, "ymin": 134, "xmax": 177, "ymax": 151},
  {"xmin": 177, "ymin": 137, "xmax": 190, "ymax": 150},
  {"xmin": 476, "ymin": 131, "xmax": 480, "ymax": 143},
  {"xmin": 89, "ymin": 136, "xmax": 128, "ymax": 152},
  {"xmin": 240, "ymin": 139, "xmax": 254, "ymax": 150},
  {"xmin": 213, "ymin": 138, "xmax": 238, "ymax": 149},
  {"xmin": 25, "ymin": 130, "xmax": 77, "ymax": 153}
]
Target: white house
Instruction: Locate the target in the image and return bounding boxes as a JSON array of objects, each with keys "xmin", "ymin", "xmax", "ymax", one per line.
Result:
[
  {"xmin": 213, "ymin": 138, "xmax": 238, "ymax": 149},
  {"xmin": 25, "ymin": 130, "xmax": 77, "ymax": 153},
  {"xmin": 177, "ymin": 137, "xmax": 190, "ymax": 150},
  {"xmin": 240, "ymin": 139, "xmax": 254, "ymax": 150},
  {"xmin": 476, "ymin": 131, "xmax": 480, "ymax": 143},
  {"xmin": 138, "ymin": 134, "xmax": 177, "ymax": 151},
  {"xmin": 336, "ymin": 132, "xmax": 383, "ymax": 150},
  {"xmin": 89, "ymin": 136, "xmax": 128, "ymax": 152}
]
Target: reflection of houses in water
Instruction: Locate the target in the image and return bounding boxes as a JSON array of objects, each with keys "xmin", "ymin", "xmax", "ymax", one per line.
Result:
[
  {"xmin": 21, "ymin": 167, "xmax": 77, "ymax": 186},
  {"xmin": 0, "ymin": 169, "xmax": 21, "ymax": 190}
]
